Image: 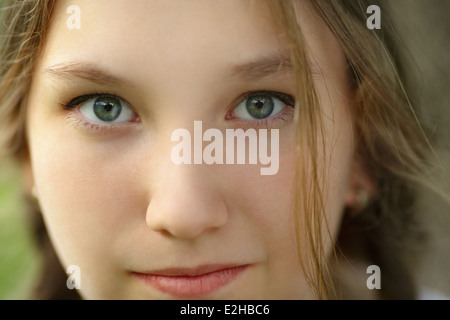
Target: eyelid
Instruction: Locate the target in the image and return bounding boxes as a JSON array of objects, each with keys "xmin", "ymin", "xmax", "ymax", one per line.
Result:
[
  {"xmin": 224, "ymin": 90, "xmax": 296, "ymax": 129},
  {"xmin": 61, "ymin": 92, "xmax": 133, "ymax": 111},
  {"xmin": 61, "ymin": 93, "xmax": 140, "ymax": 134},
  {"xmin": 226, "ymin": 90, "xmax": 295, "ymax": 118},
  {"xmin": 231, "ymin": 90, "xmax": 295, "ymax": 110}
]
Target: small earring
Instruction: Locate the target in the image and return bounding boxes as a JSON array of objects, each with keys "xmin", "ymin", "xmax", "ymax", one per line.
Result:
[{"xmin": 356, "ymin": 188, "xmax": 369, "ymax": 211}]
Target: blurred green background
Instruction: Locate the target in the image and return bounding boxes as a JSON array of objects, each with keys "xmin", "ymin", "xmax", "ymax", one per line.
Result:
[
  {"xmin": 0, "ymin": 0, "xmax": 449, "ymax": 299},
  {"xmin": 0, "ymin": 158, "xmax": 41, "ymax": 299},
  {"xmin": 0, "ymin": 1, "xmax": 41, "ymax": 299}
]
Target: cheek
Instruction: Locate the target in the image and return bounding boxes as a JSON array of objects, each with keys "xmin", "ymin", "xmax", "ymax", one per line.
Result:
[
  {"xmin": 28, "ymin": 126, "xmax": 147, "ymax": 297},
  {"xmin": 28, "ymin": 119, "xmax": 143, "ymax": 269},
  {"xmin": 317, "ymin": 95, "xmax": 355, "ymax": 256},
  {"xmin": 223, "ymin": 124, "xmax": 296, "ymax": 225},
  {"xmin": 219, "ymin": 131, "xmax": 307, "ymax": 297},
  {"xmin": 230, "ymin": 143, "xmax": 296, "ymax": 238}
]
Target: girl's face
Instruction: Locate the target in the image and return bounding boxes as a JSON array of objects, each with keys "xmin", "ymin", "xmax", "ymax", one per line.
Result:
[{"xmin": 26, "ymin": 0, "xmax": 356, "ymax": 299}]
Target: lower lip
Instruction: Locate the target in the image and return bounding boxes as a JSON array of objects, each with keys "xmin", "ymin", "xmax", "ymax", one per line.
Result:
[{"xmin": 132, "ymin": 266, "xmax": 247, "ymax": 298}]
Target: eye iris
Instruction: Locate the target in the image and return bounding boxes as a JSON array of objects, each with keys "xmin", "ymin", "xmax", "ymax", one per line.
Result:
[
  {"xmin": 246, "ymin": 96, "xmax": 274, "ymax": 119},
  {"xmin": 93, "ymin": 96, "xmax": 122, "ymax": 122}
]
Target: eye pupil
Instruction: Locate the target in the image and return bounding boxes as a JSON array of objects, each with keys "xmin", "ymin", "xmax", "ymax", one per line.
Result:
[
  {"xmin": 93, "ymin": 96, "xmax": 122, "ymax": 122},
  {"xmin": 255, "ymin": 100, "xmax": 264, "ymax": 110},
  {"xmin": 246, "ymin": 96, "xmax": 274, "ymax": 119}
]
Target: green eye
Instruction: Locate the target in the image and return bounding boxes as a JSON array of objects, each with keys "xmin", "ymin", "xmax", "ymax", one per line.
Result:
[
  {"xmin": 78, "ymin": 95, "xmax": 135, "ymax": 124},
  {"xmin": 233, "ymin": 92, "xmax": 294, "ymax": 121},
  {"xmin": 93, "ymin": 96, "xmax": 122, "ymax": 122},
  {"xmin": 245, "ymin": 96, "xmax": 275, "ymax": 119}
]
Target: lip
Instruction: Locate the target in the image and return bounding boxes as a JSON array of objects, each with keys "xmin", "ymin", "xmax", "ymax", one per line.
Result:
[{"xmin": 131, "ymin": 264, "xmax": 248, "ymax": 298}]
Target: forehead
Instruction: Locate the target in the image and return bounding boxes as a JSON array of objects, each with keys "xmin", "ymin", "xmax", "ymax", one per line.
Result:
[
  {"xmin": 37, "ymin": 0, "xmax": 347, "ymax": 94},
  {"xmin": 41, "ymin": 0, "xmax": 287, "ymax": 70}
]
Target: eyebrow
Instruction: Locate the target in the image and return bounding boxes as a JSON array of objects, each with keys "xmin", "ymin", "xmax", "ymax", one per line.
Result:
[
  {"xmin": 45, "ymin": 62, "xmax": 126, "ymax": 86},
  {"xmin": 44, "ymin": 56, "xmax": 318, "ymax": 86},
  {"xmin": 231, "ymin": 55, "xmax": 294, "ymax": 80},
  {"xmin": 231, "ymin": 54, "xmax": 321, "ymax": 80}
]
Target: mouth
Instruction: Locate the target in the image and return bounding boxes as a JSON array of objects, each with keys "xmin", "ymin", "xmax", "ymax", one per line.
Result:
[{"xmin": 131, "ymin": 264, "xmax": 248, "ymax": 298}]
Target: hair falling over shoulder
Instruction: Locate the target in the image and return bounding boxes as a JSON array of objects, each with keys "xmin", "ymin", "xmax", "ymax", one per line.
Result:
[{"xmin": 268, "ymin": 0, "xmax": 449, "ymax": 299}]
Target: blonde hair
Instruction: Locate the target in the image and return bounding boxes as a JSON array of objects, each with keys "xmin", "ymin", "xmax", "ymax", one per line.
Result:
[
  {"xmin": 268, "ymin": 0, "xmax": 449, "ymax": 299},
  {"xmin": 0, "ymin": 0, "xmax": 55, "ymax": 158},
  {"xmin": 0, "ymin": 0, "xmax": 447, "ymax": 299}
]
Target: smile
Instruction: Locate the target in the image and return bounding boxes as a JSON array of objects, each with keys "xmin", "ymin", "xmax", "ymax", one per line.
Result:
[{"xmin": 131, "ymin": 264, "xmax": 248, "ymax": 298}]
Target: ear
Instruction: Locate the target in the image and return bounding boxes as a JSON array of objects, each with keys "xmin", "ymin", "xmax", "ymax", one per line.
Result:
[{"xmin": 344, "ymin": 158, "xmax": 376, "ymax": 213}]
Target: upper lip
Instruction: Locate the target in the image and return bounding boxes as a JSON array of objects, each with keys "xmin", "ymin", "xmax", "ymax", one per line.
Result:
[{"xmin": 134, "ymin": 264, "xmax": 246, "ymax": 277}]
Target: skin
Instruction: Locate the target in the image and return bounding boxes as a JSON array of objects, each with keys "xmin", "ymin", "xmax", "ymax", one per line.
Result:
[{"xmin": 25, "ymin": 0, "xmax": 365, "ymax": 299}]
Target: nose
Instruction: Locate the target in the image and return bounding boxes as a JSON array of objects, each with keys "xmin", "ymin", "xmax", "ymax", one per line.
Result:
[{"xmin": 146, "ymin": 164, "xmax": 228, "ymax": 240}]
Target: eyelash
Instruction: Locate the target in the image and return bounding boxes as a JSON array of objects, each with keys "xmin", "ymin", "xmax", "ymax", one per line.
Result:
[
  {"xmin": 60, "ymin": 91, "xmax": 136, "ymax": 132},
  {"xmin": 227, "ymin": 90, "xmax": 295, "ymax": 128},
  {"xmin": 60, "ymin": 90, "xmax": 296, "ymax": 132}
]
